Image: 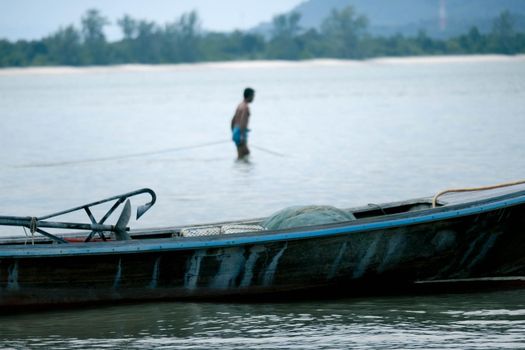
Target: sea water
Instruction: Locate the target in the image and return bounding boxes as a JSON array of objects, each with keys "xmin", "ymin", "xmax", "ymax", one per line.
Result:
[{"xmin": 0, "ymin": 56, "xmax": 524, "ymax": 348}]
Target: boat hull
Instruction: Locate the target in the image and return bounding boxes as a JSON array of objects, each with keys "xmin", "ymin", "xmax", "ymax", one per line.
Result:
[{"xmin": 1, "ymin": 199, "xmax": 525, "ymax": 309}]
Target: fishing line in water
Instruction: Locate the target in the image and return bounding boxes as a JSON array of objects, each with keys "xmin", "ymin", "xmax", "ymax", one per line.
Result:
[
  {"xmin": 16, "ymin": 139, "xmax": 286, "ymax": 168},
  {"xmin": 250, "ymin": 145, "xmax": 287, "ymax": 158}
]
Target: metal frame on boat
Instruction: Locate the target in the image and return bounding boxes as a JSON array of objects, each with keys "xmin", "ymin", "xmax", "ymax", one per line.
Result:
[{"xmin": 1, "ymin": 184, "xmax": 525, "ymax": 310}]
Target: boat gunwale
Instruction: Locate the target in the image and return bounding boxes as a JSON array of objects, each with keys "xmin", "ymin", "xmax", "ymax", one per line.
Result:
[{"xmin": 1, "ymin": 188, "xmax": 525, "ymax": 258}]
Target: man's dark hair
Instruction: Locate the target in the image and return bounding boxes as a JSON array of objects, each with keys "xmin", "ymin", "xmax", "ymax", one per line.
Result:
[{"xmin": 244, "ymin": 87, "xmax": 255, "ymax": 99}]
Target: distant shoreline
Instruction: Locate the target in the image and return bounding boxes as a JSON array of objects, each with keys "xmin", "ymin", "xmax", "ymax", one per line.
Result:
[{"xmin": 1, "ymin": 54, "xmax": 524, "ymax": 76}]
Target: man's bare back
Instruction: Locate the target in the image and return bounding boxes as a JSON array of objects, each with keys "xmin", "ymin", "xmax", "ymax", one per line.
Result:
[{"xmin": 232, "ymin": 101, "xmax": 250, "ymax": 130}]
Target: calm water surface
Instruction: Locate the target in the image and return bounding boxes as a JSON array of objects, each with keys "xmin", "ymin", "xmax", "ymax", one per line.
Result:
[
  {"xmin": 1, "ymin": 290, "xmax": 525, "ymax": 349},
  {"xmin": 0, "ymin": 57, "xmax": 524, "ymax": 348}
]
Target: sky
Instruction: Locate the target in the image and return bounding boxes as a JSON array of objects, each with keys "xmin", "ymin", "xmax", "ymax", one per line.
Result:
[{"xmin": 0, "ymin": 0, "xmax": 304, "ymax": 41}]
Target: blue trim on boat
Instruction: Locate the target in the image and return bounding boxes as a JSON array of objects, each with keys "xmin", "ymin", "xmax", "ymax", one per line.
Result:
[{"xmin": 2, "ymin": 193, "xmax": 525, "ymax": 258}]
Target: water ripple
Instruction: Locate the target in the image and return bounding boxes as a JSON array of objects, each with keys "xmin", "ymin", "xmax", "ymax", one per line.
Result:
[{"xmin": 1, "ymin": 290, "xmax": 525, "ymax": 349}]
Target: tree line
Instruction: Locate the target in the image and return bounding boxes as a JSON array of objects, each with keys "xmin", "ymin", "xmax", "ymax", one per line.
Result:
[{"xmin": 1, "ymin": 7, "xmax": 524, "ymax": 67}]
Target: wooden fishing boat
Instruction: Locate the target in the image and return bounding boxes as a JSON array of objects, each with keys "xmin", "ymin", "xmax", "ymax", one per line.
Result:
[{"xmin": 1, "ymin": 183, "xmax": 525, "ymax": 310}]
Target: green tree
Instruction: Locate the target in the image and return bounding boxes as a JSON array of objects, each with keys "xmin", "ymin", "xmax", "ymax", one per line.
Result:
[
  {"xmin": 457, "ymin": 26, "xmax": 485, "ymax": 53},
  {"xmin": 296, "ymin": 28, "xmax": 328, "ymax": 58},
  {"xmin": 44, "ymin": 25, "xmax": 83, "ymax": 65},
  {"xmin": 0, "ymin": 40, "xmax": 30, "ymax": 66},
  {"xmin": 81, "ymin": 9, "xmax": 110, "ymax": 63},
  {"xmin": 199, "ymin": 31, "xmax": 265, "ymax": 61},
  {"xmin": 135, "ymin": 20, "xmax": 161, "ymax": 62},
  {"xmin": 240, "ymin": 33, "xmax": 265, "ymax": 57},
  {"xmin": 113, "ymin": 15, "xmax": 139, "ymax": 62},
  {"xmin": 267, "ymin": 12, "xmax": 302, "ymax": 59},
  {"xmin": 165, "ymin": 11, "xmax": 201, "ymax": 62},
  {"xmin": 82, "ymin": 9, "xmax": 109, "ymax": 42},
  {"xmin": 0, "ymin": 40, "xmax": 13, "ymax": 66},
  {"xmin": 118, "ymin": 15, "xmax": 138, "ymax": 40},
  {"xmin": 321, "ymin": 6, "xmax": 368, "ymax": 58},
  {"xmin": 490, "ymin": 11, "xmax": 517, "ymax": 54},
  {"xmin": 272, "ymin": 12, "xmax": 301, "ymax": 38}
]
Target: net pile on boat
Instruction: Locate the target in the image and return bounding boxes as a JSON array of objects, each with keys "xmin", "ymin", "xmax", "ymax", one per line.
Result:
[
  {"xmin": 179, "ymin": 205, "xmax": 356, "ymax": 237},
  {"xmin": 262, "ymin": 205, "xmax": 356, "ymax": 230}
]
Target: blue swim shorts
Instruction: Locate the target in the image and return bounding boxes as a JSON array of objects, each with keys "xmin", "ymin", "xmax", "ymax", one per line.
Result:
[{"xmin": 232, "ymin": 126, "xmax": 248, "ymax": 146}]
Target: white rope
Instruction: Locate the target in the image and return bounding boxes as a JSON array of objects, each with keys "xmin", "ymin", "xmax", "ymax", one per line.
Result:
[
  {"xmin": 432, "ymin": 179, "xmax": 525, "ymax": 208},
  {"xmin": 17, "ymin": 139, "xmax": 287, "ymax": 168},
  {"xmin": 22, "ymin": 217, "xmax": 37, "ymax": 245},
  {"xmin": 17, "ymin": 139, "xmax": 231, "ymax": 168},
  {"xmin": 22, "ymin": 226, "xmax": 30, "ymax": 245}
]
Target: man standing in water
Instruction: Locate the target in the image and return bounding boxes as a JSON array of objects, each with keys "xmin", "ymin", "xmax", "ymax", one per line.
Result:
[{"xmin": 231, "ymin": 87, "xmax": 255, "ymax": 160}]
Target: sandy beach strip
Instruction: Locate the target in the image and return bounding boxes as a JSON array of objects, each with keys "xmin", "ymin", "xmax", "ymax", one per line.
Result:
[{"xmin": 0, "ymin": 55, "xmax": 524, "ymax": 76}]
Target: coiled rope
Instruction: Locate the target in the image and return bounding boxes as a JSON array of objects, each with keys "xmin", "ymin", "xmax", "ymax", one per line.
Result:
[{"xmin": 432, "ymin": 179, "xmax": 525, "ymax": 208}]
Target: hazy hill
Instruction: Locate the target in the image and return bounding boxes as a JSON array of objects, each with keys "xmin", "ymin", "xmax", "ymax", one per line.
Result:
[{"xmin": 255, "ymin": 0, "xmax": 525, "ymax": 38}]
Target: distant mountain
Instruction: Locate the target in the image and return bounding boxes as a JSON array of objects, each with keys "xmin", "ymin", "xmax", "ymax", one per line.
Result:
[{"xmin": 254, "ymin": 0, "xmax": 525, "ymax": 38}]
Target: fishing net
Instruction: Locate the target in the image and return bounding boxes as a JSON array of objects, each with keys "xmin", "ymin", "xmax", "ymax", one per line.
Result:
[
  {"xmin": 262, "ymin": 205, "xmax": 356, "ymax": 230},
  {"xmin": 179, "ymin": 205, "xmax": 356, "ymax": 237},
  {"xmin": 180, "ymin": 224, "xmax": 264, "ymax": 237}
]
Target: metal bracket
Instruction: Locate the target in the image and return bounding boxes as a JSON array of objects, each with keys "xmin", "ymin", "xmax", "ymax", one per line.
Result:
[{"xmin": 0, "ymin": 188, "xmax": 157, "ymax": 244}]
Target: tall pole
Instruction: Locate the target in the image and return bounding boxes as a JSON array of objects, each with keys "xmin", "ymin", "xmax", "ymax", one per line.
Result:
[{"xmin": 439, "ymin": 0, "xmax": 447, "ymax": 32}]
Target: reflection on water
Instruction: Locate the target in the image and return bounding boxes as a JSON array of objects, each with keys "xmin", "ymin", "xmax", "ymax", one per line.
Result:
[{"xmin": 1, "ymin": 290, "xmax": 525, "ymax": 349}]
